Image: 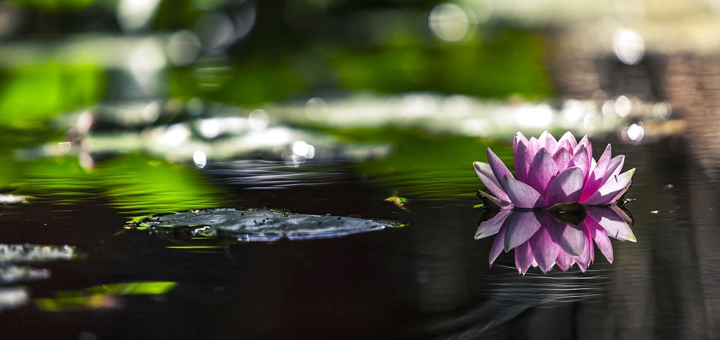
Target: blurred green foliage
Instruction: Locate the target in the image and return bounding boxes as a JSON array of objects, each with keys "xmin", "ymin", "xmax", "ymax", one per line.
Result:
[
  {"xmin": 0, "ymin": 64, "xmax": 105, "ymax": 129},
  {"xmin": 153, "ymin": 0, "xmax": 202, "ymax": 30},
  {"xmin": 2, "ymin": 1, "xmax": 553, "ymax": 116},
  {"xmin": 9, "ymin": 0, "xmax": 98, "ymax": 11},
  {"xmin": 331, "ymin": 31, "xmax": 551, "ymax": 98},
  {"xmin": 170, "ymin": 58, "xmax": 306, "ymax": 107},
  {"xmin": 169, "ymin": 28, "xmax": 550, "ymax": 107}
]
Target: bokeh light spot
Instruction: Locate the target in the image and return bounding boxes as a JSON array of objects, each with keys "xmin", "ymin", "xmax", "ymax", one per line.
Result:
[
  {"xmin": 429, "ymin": 3, "xmax": 471, "ymax": 42},
  {"xmin": 613, "ymin": 28, "xmax": 644, "ymax": 65}
]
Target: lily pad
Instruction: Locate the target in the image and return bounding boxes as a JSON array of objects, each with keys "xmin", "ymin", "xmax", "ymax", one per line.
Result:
[{"xmin": 128, "ymin": 208, "xmax": 404, "ymax": 241}]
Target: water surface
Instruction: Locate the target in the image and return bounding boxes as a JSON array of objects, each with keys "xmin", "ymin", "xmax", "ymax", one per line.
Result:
[{"xmin": 0, "ymin": 131, "xmax": 715, "ymax": 340}]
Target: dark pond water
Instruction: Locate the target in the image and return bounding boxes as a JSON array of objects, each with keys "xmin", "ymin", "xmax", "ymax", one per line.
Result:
[{"xmin": 0, "ymin": 130, "xmax": 716, "ymax": 340}]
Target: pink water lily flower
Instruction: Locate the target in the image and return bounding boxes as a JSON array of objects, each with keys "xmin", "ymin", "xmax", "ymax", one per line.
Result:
[
  {"xmin": 474, "ymin": 131, "xmax": 634, "ymax": 209},
  {"xmin": 475, "ymin": 206, "xmax": 635, "ymax": 274}
]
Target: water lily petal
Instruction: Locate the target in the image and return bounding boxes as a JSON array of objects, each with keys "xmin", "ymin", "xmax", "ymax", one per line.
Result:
[
  {"xmin": 487, "ymin": 148, "xmax": 514, "ymax": 186},
  {"xmin": 610, "ymin": 179, "xmax": 632, "ymax": 203},
  {"xmin": 593, "ymin": 144, "xmax": 613, "ymax": 179},
  {"xmin": 475, "ymin": 209, "xmax": 512, "ymax": 240},
  {"xmin": 555, "ymin": 249, "xmax": 574, "ymax": 271},
  {"xmin": 502, "ymin": 176, "xmax": 546, "ymax": 209},
  {"xmin": 603, "ymin": 155, "xmax": 625, "ymax": 183},
  {"xmin": 570, "ymin": 146, "xmax": 590, "ymax": 180},
  {"xmin": 586, "ymin": 218, "xmax": 614, "ymax": 263},
  {"xmin": 530, "ymin": 226, "xmax": 559, "ymax": 273},
  {"xmin": 528, "ymin": 137, "xmax": 541, "ymax": 158},
  {"xmin": 513, "ymin": 132, "xmax": 528, "ymax": 156},
  {"xmin": 474, "ymin": 162, "xmax": 512, "ymax": 204},
  {"xmin": 576, "ymin": 135, "xmax": 591, "ymax": 151},
  {"xmin": 576, "ymin": 258, "xmax": 588, "ymax": 273},
  {"xmin": 539, "ymin": 131, "xmax": 558, "ymax": 153},
  {"xmin": 580, "ymin": 144, "xmax": 613, "ymax": 201},
  {"xmin": 581, "ymin": 168, "xmax": 635, "ymax": 205},
  {"xmin": 513, "ymin": 132, "xmax": 529, "ymax": 181},
  {"xmin": 515, "ymin": 243, "xmax": 534, "ymax": 275},
  {"xmin": 546, "ymin": 215, "xmax": 587, "ymax": 257},
  {"xmin": 527, "ymin": 149, "xmax": 558, "ymax": 195},
  {"xmin": 544, "ymin": 167, "xmax": 584, "ymax": 206},
  {"xmin": 610, "ymin": 204, "xmax": 633, "ymax": 225},
  {"xmin": 584, "ymin": 154, "xmax": 625, "ymax": 201},
  {"xmin": 504, "ymin": 210, "xmax": 543, "ymax": 251},
  {"xmin": 575, "ymin": 231, "xmax": 593, "ymax": 271},
  {"xmin": 587, "ymin": 206, "xmax": 636, "ymax": 242},
  {"xmin": 489, "ymin": 224, "xmax": 507, "ymax": 264},
  {"xmin": 514, "ymin": 140, "xmax": 532, "ymax": 182},
  {"xmin": 552, "ymin": 147, "xmax": 573, "ymax": 172},
  {"xmin": 574, "ymin": 137, "xmax": 593, "ymax": 172},
  {"xmin": 557, "ymin": 131, "xmax": 577, "ymax": 151}
]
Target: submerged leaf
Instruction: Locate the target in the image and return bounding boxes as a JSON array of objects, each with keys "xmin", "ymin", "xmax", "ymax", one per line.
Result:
[
  {"xmin": 128, "ymin": 208, "xmax": 404, "ymax": 242},
  {"xmin": 36, "ymin": 281, "xmax": 177, "ymax": 313},
  {"xmin": 84, "ymin": 282, "xmax": 177, "ymax": 296}
]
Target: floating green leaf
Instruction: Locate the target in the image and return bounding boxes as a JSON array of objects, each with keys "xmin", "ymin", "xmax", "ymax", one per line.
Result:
[{"xmin": 129, "ymin": 208, "xmax": 404, "ymax": 242}]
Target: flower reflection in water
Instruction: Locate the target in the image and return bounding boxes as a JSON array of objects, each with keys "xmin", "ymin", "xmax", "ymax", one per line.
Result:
[{"xmin": 476, "ymin": 205, "xmax": 635, "ymax": 274}]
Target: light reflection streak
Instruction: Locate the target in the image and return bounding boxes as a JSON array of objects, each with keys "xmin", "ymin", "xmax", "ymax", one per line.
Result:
[
  {"xmin": 196, "ymin": 117, "xmax": 248, "ymax": 139},
  {"xmin": 0, "ymin": 287, "xmax": 28, "ymax": 311},
  {"xmin": 206, "ymin": 160, "xmax": 345, "ymax": 190},
  {"xmin": 30, "ymin": 91, "xmax": 681, "ymax": 170},
  {"xmin": 0, "ymin": 244, "xmax": 75, "ymax": 311},
  {"xmin": 430, "ymin": 267, "xmax": 611, "ymax": 339},
  {"xmin": 265, "ymin": 93, "xmax": 674, "ymax": 139}
]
